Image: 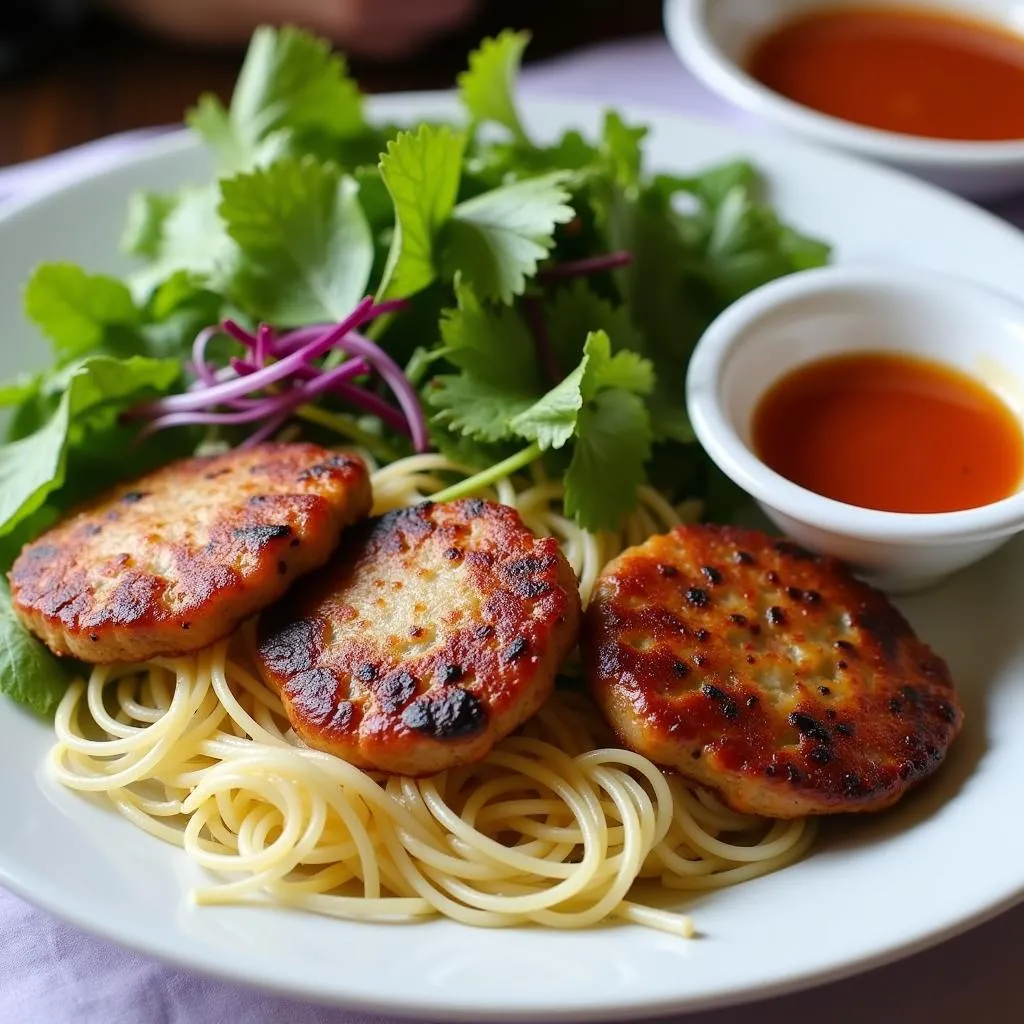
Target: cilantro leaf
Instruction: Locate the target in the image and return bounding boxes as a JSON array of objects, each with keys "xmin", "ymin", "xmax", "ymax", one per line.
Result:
[
  {"xmin": 428, "ymin": 279, "xmax": 542, "ymax": 441},
  {"xmin": 458, "ymin": 30, "xmax": 531, "ymax": 143},
  {"xmin": 219, "ymin": 156, "xmax": 373, "ymax": 324},
  {"xmin": 564, "ymin": 388, "xmax": 653, "ymax": 531},
  {"xmin": 187, "ymin": 95, "xmax": 294, "ymax": 175},
  {"xmin": 467, "ymin": 130, "xmax": 599, "ymax": 191},
  {"xmin": 511, "ymin": 329, "xmax": 652, "ymax": 451},
  {"xmin": 0, "ymin": 577, "xmax": 75, "ymax": 718},
  {"xmin": 544, "ymin": 280, "xmax": 644, "ymax": 373},
  {"xmin": 588, "ymin": 347, "xmax": 655, "ymax": 396},
  {"xmin": 24, "ymin": 264, "xmax": 141, "ymax": 359},
  {"xmin": 510, "ymin": 359, "xmax": 587, "ymax": 450},
  {"xmin": 0, "ymin": 374, "xmax": 40, "ymax": 408},
  {"xmin": 428, "ymin": 375, "xmax": 535, "ymax": 443},
  {"xmin": 780, "ymin": 225, "xmax": 833, "ymax": 271},
  {"xmin": 446, "ymin": 172, "xmax": 575, "ymax": 303},
  {"xmin": 378, "ymin": 125, "xmax": 466, "ymax": 301},
  {"xmin": 128, "ymin": 186, "xmax": 240, "ymax": 301},
  {"xmin": 186, "ymin": 95, "xmax": 253, "ymax": 174},
  {"xmin": 601, "ymin": 111, "xmax": 647, "ymax": 189},
  {"xmin": 122, "ymin": 192, "xmax": 179, "ymax": 260},
  {"xmin": 658, "ymin": 160, "xmax": 761, "ymax": 208},
  {"xmin": 189, "ymin": 25, "xmax": 364, "ymax": 172},
  {"xmin": 439, "ymin": 278, "xmax": 539, "ymax": 390},
  {"xmin": 649, "ymin": 399, "xmax": 696, "ymax": 445},
  {"xmin": 703, "ymin": 185, "xmax": 830, "ymax": 303},
  {"xmin": 509, "ymin": 331, "xmax": 653, "ymax": 529},
  {"xmin": 0, "ymin": 355, "xmax": 179, "ymax": 538},
  {"xmin": 232, "ymin": 26, "xmax": 364, "ymax": 141}
]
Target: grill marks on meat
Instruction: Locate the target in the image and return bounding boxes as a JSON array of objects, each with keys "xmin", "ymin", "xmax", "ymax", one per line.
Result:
[
  {"xmin": 583, "ymin": 525, "xmax": 963, "ymax": 817},
  {"xmin": 256, "ymin": 500, "xmax": 582, "ymax": 776},
  {"xmin": 9, "ymin": 445, "xmax": 371, "ymax": 663}
]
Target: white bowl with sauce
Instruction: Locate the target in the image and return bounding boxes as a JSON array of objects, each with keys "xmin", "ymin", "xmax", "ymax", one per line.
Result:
[
  {"xmin": 664, "ymin": 0, "xmax": 1024, "ymax": 199},
  {"xmin": 685, "ymin": 265, "xmax": 1024, "ymax": 592}
]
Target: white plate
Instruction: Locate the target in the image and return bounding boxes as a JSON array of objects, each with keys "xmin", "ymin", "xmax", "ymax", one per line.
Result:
[{"xmin": 1, "ymin": 94, "xmax": 1023, "ymax": 1022}]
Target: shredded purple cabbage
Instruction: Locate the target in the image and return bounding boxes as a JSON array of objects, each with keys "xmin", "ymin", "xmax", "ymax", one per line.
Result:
[
  {"xmin": 130, "ymin": 296, "xmax": 429, "ymax": 452},
  {"xmin": 131, "ymin": 252, "xmax": 632, "ymax": 454},
  {"xmin": 538, "ymin": 250, "xmax": 634, "ymax": 281}
]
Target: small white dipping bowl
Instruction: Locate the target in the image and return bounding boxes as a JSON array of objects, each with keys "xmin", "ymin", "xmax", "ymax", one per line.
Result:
[
  {"xmin": 685, "ymin": 265, "xmax": 1024, "ymax": 593},
  {"xmin": 664, "ymin": 0, "xmax": 1024, "ymax": 199}
]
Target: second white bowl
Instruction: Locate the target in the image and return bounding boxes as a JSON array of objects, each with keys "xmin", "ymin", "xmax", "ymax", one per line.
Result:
[
  {"xmin": 664, "ymin": 0, "xmax": 1024, "ymax": 199},
  {"xmin": 685, "ymin": 265, "xmax": 1024, "ymax": 592}
]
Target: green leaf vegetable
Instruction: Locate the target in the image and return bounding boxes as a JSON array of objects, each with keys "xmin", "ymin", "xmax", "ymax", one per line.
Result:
[
  {"xmin": 188, "ymin": 24, "xmax": 366, "ymax": 174},
  {"xmin": 24, "ymin": 264, "xmax": 141, "ymax": 359},
  {"xmin": 378, "ymin": 125, "xmax": 466, "ymax": 301},
  {"xmin": 0, "ymin": 25, "xmax": 831, "ymax": 715},
  {"xmin": 220, "ymin": 156, "xmax": 373, "ymax": 324},
  {"xmin": 446, "ymin": 172, "xmax": 575, "ymax": 304},
  {"xmin": 0, "ymin": 578, "xmax": 75, "ymax": 718},
  {"xmin": 457, "ymin": 29, "xmax": 531, "ymax": 143},
  {"xmin": 0, "ymin": 355, "xmax": 180, "ymax": 538}
]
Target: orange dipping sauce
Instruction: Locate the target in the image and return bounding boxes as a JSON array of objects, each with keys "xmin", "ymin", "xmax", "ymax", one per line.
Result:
[
  {"xmin": 752, "ymin": 352, "xmax": 1024, "ymax": 514},
  {"xmin": 747, "ymin": 6, "xmax": 1024, "ymax": 141}
]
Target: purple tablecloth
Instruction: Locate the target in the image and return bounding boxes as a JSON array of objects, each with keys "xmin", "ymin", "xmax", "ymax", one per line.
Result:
[{"xmin": 2, "ymin": 36, "xmax": 1022, "ymax": 1024}]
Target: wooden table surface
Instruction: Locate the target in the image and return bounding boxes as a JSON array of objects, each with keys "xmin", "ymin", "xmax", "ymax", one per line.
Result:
[{"xmin": 0, "ymin": 1, "xmax": 662, "ymax": 167}]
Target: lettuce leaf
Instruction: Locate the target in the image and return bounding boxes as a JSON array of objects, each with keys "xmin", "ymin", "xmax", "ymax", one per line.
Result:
[
  {"xmin": 0, "ymin": 355, "xmax": 180, "ymax": 539},
  {"xmin": 0, "ymin": 578, "xmax": 76, "ymax": 718}
]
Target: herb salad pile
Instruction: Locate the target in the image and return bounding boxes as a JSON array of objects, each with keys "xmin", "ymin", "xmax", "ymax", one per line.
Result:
[{"xmin": 0, "ymin": 27, "xmax": 829, "ymax": 716}]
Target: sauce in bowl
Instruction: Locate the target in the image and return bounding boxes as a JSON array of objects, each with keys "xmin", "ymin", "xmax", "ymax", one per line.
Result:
[
  {"xmin": 752, "ymin": 352, "xmax": 1024, "ymax": 514},
  {"xmin": 747, "ymin": 6, "xmax": 1024, "ymax": 141}
]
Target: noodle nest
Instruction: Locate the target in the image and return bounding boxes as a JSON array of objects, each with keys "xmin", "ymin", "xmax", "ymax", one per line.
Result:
[{"xmin": 50, "ymin": 456, "xmax": 816, "ymax": 935}]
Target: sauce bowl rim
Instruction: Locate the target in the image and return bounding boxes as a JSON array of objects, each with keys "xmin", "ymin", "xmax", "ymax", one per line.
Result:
[
  {"xmin": 666, "ymin": 0, "xmax": 1024, "ymax": 168},
  {"xmin": 685, "ymin": 264, "xmax": 1024, "ymax": 544}
]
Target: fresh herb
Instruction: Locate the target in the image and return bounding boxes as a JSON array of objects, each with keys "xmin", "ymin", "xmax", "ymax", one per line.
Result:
[
  {"xmin": 0, "ymin": 355, "xmax": 181, "ymax": 540},
  {"xmin": 2, "ymin": 26, "xmax": 830, "ymax": 542},
  {"xmin": 219, "ymin": 156, "xmax": 374, "ymax": 324},
  {"xmin": 0, "ymin": 578, "xmax": 75, "ymax": 718}
]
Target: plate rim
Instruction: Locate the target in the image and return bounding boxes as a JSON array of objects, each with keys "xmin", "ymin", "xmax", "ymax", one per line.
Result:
[{"xmin": 1, "ymin": 90, "xmax": 1023, "ymax": 1022}]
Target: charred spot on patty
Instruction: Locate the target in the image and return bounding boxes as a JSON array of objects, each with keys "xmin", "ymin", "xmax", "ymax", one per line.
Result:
[
  {"xmin": 583, "ymin": 524, "xmax": 963, "ymax": 818},
  {"xmin": 254, "ymin": 499, "xmax": 581, "ymax": 776}
]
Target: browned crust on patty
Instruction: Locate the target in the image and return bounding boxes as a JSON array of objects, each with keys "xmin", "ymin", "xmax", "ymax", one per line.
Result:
[
  {"xmin": 255, "ymin": 499, "xmax": 582, "ymax": 776},
  {"xmin": 583, "ymin": 525, "xmax": 963, "ymax": 817},
  {"xmin": 9, "ymin": 444, "xmax": 371, "ymax": 663}
]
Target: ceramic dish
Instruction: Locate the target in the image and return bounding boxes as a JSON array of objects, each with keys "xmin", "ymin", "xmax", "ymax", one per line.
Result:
[
  {"xmin": 1, "ymin": 94, "xmax": 1023, "ymax": 1022},
  {"xmin": 664, "ymin": 0, "xmax": 1024, "ymax": 199},
  {"xmin": 686, "ymin": 265, "xmax": 1024, "ymax": 592}
]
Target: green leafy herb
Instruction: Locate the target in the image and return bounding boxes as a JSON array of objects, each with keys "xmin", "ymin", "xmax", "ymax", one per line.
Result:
[
  {"xmin": 378, "ymin": 125, "xmax": 467, "ymax": 300},
  {"xmin": 0, "ymin": 355, "xmax": 179, "ymax": 539},
  {"xmin": 220, "ymin": 156, "xmax": 373, "ymax": 324},
  {"xmin": 0, "ymin": 374, "xmax": 40, "ymax": 409},
  {"xmin": 429, "ymin": 376, "xmax": 535, "ymax": 444},
  {"xmin": 437, "ymin": 278, "xmax": 539, "ymax": 389},
  {"xmin": 510, "ymin": 331, "xmax": 654, "ymax": 529},
  {"xmin": 427, "ymin": 279, "xmax": 540, "ymax": 441},
  {"xmin": 0, "ymin": 25, "xmax": 835, "ymax": 716},
  {"xmin": 544, "ymin": 280, "xmax": 644, "ymax": 373},
  {"xmin": 122, "ymin": 192, "xmax": 179, "ymax": 260},
  {"xmin": 446, "ymin": 172, "xmax": 575, "ymax": 303},
  {"xmin": 565, "ymin": 387, "xmax": 653, "ymax": 530},
  {"xmin": 25, "ymin": 264, "xmax": 141, "ymax": 359},
  {"xmin": 458, "ymin": 30, "xmax": 531, "ymax": 143},
  {"xmin": 189, "ymin": 25, "xmax": 365, "ymax": 173},
  {"xmin": 600, "ymin": 112, "xmax": 648, "ymax": 189},
  {"xmin": 127, "ymin": 186, "xmax": 239, "ymax": 300},
  {"xmin": 0, "ymin": 578, "xmax": 76, "ymax": 718}
]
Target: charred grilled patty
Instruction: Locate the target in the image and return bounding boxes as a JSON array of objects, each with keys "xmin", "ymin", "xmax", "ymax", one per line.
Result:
[
  {"xmin": 255, "ymin": 499, "xmax": 582, "ymax": 776},
  {"xmin": 583, "ymin": 525, "xmax": 963, "ymax": 817},
  {"xmin": 10, "ymin": 444, "xmax": 371, "ymax": 663}
]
